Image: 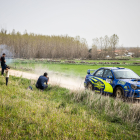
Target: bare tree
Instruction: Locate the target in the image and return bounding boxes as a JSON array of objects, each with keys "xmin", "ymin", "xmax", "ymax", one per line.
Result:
[
  {"xmin": 103, "ymin": 35, "xmax": 109, "ymax": 58},
  {"xmin": 91, "ymin": 38, "xmax": 99, "ymax": 59},
  {"xmin": 92, "ymin": 34, "xmax": 119, "ymax": 59},
  {"xmin": 119, "ymin": 45, "xmax": 126, "ymax": 58},
  {"xmin": 110, "ymin": 34, "xmax": 119, "ymax": 59}
]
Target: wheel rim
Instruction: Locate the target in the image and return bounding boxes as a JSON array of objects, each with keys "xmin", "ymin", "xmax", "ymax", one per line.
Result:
[
  {"xmin": 88, "ymin": 84, "xmax": 92, "ymax": 90},
  {"xmin": 116, "ymin": 89, "xmax": 122, "ymax": 98}
]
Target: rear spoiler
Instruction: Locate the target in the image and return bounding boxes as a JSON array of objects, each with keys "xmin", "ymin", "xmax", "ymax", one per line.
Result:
[{"xmin": 87, "ymin": 69, "xmax": 96, "ymax": 74}]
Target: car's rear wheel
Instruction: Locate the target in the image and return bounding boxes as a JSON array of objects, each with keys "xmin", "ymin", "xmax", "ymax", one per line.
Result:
[
  {"xmin": 87, "ymin": 83, "xmax": 93, "ymax": 91},
  {"xmin": 115, "ymin": 86, "xmax": 124, "ymax": 98}
]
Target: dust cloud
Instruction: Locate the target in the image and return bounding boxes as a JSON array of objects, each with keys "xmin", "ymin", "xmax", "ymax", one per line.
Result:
[
  {"xmin": 34, "ymin": 67, "xmax": 84, "ymax": 90},
  {"xmin": 9, "ymin": 67, "xmax": 85, "ymax": 90}
]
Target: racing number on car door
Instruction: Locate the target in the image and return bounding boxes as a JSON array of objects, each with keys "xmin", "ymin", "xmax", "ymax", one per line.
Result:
[{"xmin": 103, "ymin": 69, "xmax": 113, "ymax": 87}]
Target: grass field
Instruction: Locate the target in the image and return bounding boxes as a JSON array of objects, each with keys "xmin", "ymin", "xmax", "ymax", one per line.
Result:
[
  {"xmin": 9, "ymin": 57, "xmax": 140, "ymax": 64},
  {"xmin": 0, "ymin": 75, "xmax": 140, "ymax": 139},
  {"xmin": 10, "ymin": 61, "xmax": 140, "ymax": 78}
]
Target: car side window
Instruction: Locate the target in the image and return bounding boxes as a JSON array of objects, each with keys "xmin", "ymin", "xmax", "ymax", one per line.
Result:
[
  {"xmin": 94, "ymin": 69, "xmax": 104, "ymax": 77},
  {"xmin": 103, "ymin": 69, "xmax": 113, "ymax": 78}
]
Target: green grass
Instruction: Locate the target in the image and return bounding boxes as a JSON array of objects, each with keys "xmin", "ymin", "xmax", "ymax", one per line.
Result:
[
  {"xmin": 10, "ymin": 57, "xmax": 140, "ymax": 64},
  {"xmin": 0, "ymin": 75, "xmax": 140, "ymax": 139},
  {"xmin": 10, "ymin": 62, "xmax": 140, "ymax": 78}
]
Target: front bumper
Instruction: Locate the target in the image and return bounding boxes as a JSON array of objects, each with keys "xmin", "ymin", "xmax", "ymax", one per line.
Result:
[{"xmin": 125, "ymin": 89, "xmax": 140, "ymax": 98}]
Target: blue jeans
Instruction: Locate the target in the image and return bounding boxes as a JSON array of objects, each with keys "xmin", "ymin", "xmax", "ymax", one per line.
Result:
[
  {"xmin": 36, "ymin": 84, "xmax": 48, "ymax": 90},
  {"xmin": 1, "ymin": 65, "xmax": 6, "ymax": 75}
]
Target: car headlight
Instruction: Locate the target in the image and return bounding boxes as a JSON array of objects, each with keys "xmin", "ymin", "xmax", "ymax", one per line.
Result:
[{"xmin": 131, "ymin": 84, "xmax": 137, "ymax": 90}]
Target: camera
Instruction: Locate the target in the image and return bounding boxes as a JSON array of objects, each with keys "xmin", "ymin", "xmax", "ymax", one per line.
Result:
[{"xmin": 7, "ymin": 66, "xmax": 10, "ymax": 69}]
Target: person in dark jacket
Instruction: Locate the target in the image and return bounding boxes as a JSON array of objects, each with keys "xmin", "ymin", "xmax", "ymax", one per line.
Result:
[
  {"xmin": 36, "ymin": 72, "xmax": 49, "ymax": 91},
  {"xmin": 1, "ymin": 53, "xmax": 6, "ymax": 76}
]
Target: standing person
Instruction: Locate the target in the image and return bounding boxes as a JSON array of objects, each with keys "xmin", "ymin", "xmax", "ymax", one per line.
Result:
[
  {"xmin": 1, "ymin": 53, "xmax": 6, "ymax": 76},
  {"xmin": 36, "ymin": 72, "xmax": 49, "ymax": 91},
  {"xmin": 5, "ymin": 66, "xmax": 10, "ymax": 86}
]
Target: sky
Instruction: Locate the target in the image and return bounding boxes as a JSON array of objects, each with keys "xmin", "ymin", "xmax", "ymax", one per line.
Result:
[{"xmin": 0, "ymin": 0, "xmax": 140, "ymax": 47}]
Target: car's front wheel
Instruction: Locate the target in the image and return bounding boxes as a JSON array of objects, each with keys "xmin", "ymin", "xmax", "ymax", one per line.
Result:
[{"xmin": 114, "ymin": 86, "xmax": 124, "ymax": 98}]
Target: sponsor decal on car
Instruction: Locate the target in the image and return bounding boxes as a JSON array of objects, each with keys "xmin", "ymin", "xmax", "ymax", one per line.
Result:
[
  {"xmin": 117, "ymin": 80, "xmax": 126, "ymax": 85},
  {"xmin": 90, "ymin": 77, "xmax": 113, "ymax": 93}
]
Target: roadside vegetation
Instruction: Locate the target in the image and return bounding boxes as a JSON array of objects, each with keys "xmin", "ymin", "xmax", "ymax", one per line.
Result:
[
  {"xmin": 9, "ymin": 58, "xmax": 140, "ymax": 78},
  {"xmin": 0, "ymin": 75, "xmax": 140, "ymax": 139}
]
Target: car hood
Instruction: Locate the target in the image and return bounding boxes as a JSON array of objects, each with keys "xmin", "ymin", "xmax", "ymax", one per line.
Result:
[{"xmin": 119, "ymin": 79, "xmax": 140, "ymax": 85}]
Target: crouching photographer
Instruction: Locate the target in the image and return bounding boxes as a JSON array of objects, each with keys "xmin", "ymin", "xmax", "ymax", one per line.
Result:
[{"xmin": 36, "ymin": 72, "xmax": 49, "ymax": 91}]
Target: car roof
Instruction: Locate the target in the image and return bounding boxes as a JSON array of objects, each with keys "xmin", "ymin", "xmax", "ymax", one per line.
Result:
[{"xmin": 100, "ymin": 67, "xmax": 129, "ymax": 70}]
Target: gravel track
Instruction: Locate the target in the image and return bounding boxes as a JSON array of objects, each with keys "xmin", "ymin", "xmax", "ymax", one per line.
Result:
[{"xmin": 9, "ymin": 69, "xmax": 84, "ymax": 90}]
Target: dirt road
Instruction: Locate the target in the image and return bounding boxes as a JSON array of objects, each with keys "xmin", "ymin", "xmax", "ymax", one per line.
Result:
[
  {"xmin": 2, "ymin": 69, "xmax": 140, "ymax": 105},
  {"xmin": 9, "ymin": 69, "xmax": 84, "ymax": 90}
]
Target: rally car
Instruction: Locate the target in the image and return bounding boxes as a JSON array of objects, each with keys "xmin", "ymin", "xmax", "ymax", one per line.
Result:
[{"xmin": 84, "ymin": 67, "xmax": 140, "ymax": 99}]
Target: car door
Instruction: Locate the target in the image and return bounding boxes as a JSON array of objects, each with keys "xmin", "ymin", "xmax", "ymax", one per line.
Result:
[
  {"xmin": 102, "ymin": 69, "xmax": 113, "ymax": 83},
  {"xmin": 102, "ymin": 69, "xmax": 114, "ymax": 94},
  {"xmin": 93, "ymin": 68, "xmax": 105, "ymax": 93}
]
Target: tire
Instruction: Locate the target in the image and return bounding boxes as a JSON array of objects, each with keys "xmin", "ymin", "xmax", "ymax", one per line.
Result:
[
  {"xmin": 114, "ymin": 86, "xmax": 124, "ymax": 98},
  {"xmin": 87, "ymin": 82, "xmax": 93, "ymax": 91}
]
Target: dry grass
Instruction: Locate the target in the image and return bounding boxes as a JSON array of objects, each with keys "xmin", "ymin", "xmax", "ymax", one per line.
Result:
[
  {"xmin": 69, "ymin": 89, "xmax": 140, "ymax": 128},
  {"xmin": 0, "ymin": 76, "xmax": 140, "ymax": 139}
]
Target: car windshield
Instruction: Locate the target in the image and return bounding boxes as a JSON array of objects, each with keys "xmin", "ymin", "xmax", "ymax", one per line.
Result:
[{"xmin": 113, "ymin": 69, "xmax": 140, "ymax": 79}]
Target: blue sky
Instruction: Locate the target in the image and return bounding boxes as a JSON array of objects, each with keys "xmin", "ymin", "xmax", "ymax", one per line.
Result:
[{"xmin": 0, "ymin": 0, "xmax": 140, "ymax": 47}]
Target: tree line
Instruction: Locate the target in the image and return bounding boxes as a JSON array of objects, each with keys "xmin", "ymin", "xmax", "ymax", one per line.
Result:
[
  {"xmin": 0, "ymin": 28, "xmax": 139, "ymax": 59},
  {"xmin": 0, "ymin": 29, "xmax": 88, "ymax": 59},
  {"xmin": 91, "ymin": 34, "xmax": 140, "ymax": 59},
  {"xmin": 91, "ymin": 34, "xmax": 119, "ymax": 59}
]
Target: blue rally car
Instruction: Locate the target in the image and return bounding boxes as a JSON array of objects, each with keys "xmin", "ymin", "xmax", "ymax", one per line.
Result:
[{"xmin": 84, "ymin": 67, "xmax": 140, "ymax": 99}]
